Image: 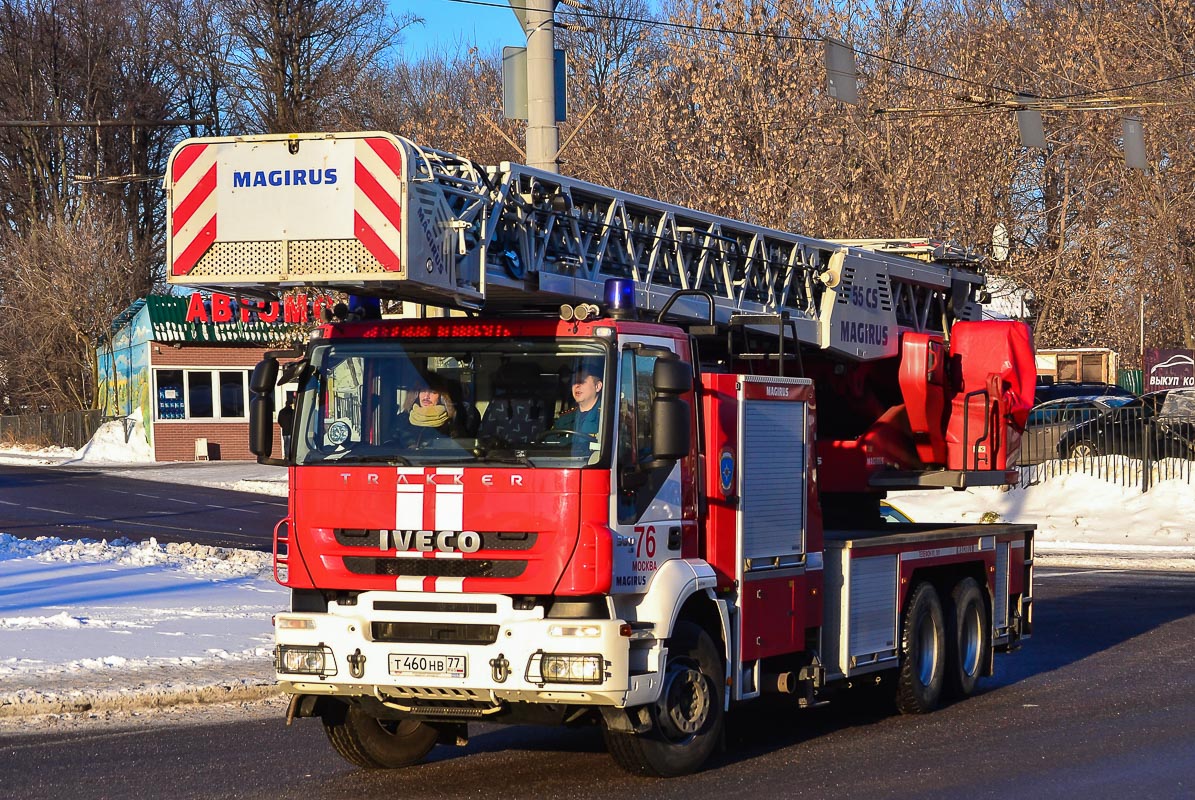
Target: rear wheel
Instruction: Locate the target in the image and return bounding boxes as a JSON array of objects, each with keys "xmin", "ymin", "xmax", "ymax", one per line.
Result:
[
  {"xmin": 604, "ymin": 621, "xmax": 725, "ymax": 777},
  {"xmin": 945, "ymin": 578, "xmax": 989, "ymax": 700},
  {"xmin": 895, "ymin": 581, "xmax": 946, "ymax": 714},
  {"xmin": 322, "ymin": 702, "xmax": 439, "ymax": 769}
]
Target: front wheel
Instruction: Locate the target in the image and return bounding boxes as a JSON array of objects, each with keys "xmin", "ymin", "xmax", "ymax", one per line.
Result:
[
  {"xmin": 604, "ymin": 622, "xmax": 725, "ymax": 777},
  {"xmin": 895, "ymin": 581, "xmax": 946, "ymax": 714},
  {"xmin": 322, "ymin": 702, "xmax": 439, "ymax": 769}
]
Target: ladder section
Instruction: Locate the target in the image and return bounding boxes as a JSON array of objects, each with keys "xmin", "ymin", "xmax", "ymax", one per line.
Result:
[
  {"xmin": 456, "ymin": 160, "xmax": 985, "ymax": 360},
  {"xmin": 165, "ymin": 131, "xmax": 987, "ymax": 361}
]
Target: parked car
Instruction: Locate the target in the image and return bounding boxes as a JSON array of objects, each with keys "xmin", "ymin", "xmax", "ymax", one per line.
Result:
[
  {"xmin": 1055, "ymin": 388, "xmax": 1195, "ymax": 460},
  {"xmin": 879, "ymin": 500, "xmax": 912, "ymax": 523},
  {"xmin": 1021, "ymin": 396, "xmax": 1132, "ymax": 465},
  {"xmin": 1034, "ymin": 380, "xmax": 1136, "ymax": 404}
]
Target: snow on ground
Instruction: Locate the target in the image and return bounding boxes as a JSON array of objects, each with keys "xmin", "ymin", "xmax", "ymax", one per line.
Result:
[
  {"xmin": 0, "ymin": 534, "xmax": 284, "ymax": 724},
  {"xmin": 1, "ymin": 434, "xmax": 1193, "ymax": 729},
  {"xmin": 897, "ymin": 470, "xmax": 1195, "ymax": 550},
  {"xmin": 0, "ymin": 435, "xmax": 288, "ymax": 727}
]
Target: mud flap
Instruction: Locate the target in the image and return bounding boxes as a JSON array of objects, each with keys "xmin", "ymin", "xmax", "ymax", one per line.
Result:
[{"xmin": 599, "ymin": 705, "xmax": 652, "ymax": 734}]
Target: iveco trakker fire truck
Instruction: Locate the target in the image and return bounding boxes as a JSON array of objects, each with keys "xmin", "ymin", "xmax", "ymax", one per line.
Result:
[{"xmin": 166, "ymin": 131, "xmax": 1035, "ymax": 777}]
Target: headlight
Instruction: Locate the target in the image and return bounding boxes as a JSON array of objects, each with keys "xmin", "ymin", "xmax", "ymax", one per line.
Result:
[
  {"xmin": 276, "ymin": 645, "xmax": 337, "ymax": 676},
  {"xmin": 526, "ymin": 651, "xmax": 604, "ymax": 685}
]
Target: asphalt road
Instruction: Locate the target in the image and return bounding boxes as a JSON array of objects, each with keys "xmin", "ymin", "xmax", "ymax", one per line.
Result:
[
  {"xmin": 3, "ymin": 566, "xmax": 1193, "ymax": 799},
  {"xmin": 0, "ymin": 463, "xmax": 283, "ymax": 550}
]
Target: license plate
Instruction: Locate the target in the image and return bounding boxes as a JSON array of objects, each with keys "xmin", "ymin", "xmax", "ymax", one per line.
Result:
[{"xmin": 389, "ymin": 653, "xmax": 467, "ymax": 678}]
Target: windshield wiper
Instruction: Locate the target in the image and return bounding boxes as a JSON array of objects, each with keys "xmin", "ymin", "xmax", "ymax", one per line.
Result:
[
  {"xmin": 474, "ymin": 449, "xmax": 535, "ymax": 467},
  {"xmin": 324, "ymin": 453, "xmax": 413, "ymax": 466}
]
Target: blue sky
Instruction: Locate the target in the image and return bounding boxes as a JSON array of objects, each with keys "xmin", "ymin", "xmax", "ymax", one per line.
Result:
[{"xmin": 390, "ymin": 0, "xmax": 527, "ymax": 59}]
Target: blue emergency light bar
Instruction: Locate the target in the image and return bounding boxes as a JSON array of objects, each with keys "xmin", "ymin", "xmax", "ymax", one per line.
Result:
[{"xmin": 604, "ymin": 279, "xmax": 635, "ymax": 319}]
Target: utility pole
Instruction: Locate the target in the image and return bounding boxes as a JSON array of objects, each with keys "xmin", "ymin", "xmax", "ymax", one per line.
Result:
[{"xmin": 523, "ymin": 0, "xmax": 559, "ymax": 172}]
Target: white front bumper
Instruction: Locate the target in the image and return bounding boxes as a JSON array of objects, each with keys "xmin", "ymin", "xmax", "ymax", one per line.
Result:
[{"xmin": 274, "ymin": 591, "xmax": 664, "ymax": 709}]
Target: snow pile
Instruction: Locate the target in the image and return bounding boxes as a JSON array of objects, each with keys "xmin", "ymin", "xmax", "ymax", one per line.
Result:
[
  {"xmin": 0, "ymin": 534, "xmax": 272, "ymax": 575},
  {"xmin": 69, "ymin": 409, "xmax": 153, "ymax": 464}
]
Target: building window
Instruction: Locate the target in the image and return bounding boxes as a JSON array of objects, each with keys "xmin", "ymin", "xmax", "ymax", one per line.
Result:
[
  {"xmin": 189, "ymin": 371, "xmax": 214, "ymax": 418},
  {"xmin": 219, "ymin": 371, "xmax": 246, "ymax": 418},
  {"xmin": 1081, "ymin": 354, "xmax": 1105, "ymax": 382},
  {"xmin": 157, "ymin": 370, "xmax": 186, "ymax": 420},
  {"xmin": 155, "ymin": 369, "xmax": 249, "ymax": 420}
]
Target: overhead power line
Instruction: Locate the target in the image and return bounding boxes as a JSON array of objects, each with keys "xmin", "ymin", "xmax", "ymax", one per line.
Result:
[
  {"xmin": 0, "ymin": 118, "xmax": 210, "ymax": 128},
  {"xmin": 450, "ymin": 0, "xmax": 1195, "ymax": 106}
]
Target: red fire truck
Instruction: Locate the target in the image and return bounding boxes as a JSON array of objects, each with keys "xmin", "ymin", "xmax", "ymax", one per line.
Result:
[{"xmin": 166, "ymin": 132, "xmax": 1036, "ymax": 776}]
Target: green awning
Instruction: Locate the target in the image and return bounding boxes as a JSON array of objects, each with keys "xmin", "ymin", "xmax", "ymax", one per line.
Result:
[{"xmin": 144, "ymin": 295, "xmax": 304, "ymax": 345}]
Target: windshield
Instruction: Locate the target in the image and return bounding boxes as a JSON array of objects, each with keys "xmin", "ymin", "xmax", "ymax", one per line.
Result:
[{"xmin": 293, "ymin": 338, "xmax": 611, "ymax": 468}]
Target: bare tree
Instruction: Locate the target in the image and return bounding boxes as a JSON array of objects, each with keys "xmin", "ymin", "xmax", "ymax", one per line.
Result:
[
  {"xmin": 0, "ymin": 210, "xmax": 145, "ymax": 411},
  {"xmin": 352, "ymin": 45, "xmax": 521, "ymax": 166},
  {"xmin": 216, "ymin": 0, "xmax": 418, "ymax": 133},
  {"xmin": 557, "ymin": 0, "xmax": 664, "ymax": 107}
]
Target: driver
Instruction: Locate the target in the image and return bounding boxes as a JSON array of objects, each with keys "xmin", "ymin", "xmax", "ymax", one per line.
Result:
[{"xmin": 553, "ymin": 362, "xmax": 603, "ymax": 437}]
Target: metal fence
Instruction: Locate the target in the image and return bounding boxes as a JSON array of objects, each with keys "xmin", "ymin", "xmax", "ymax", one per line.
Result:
[
  {"xmin": 1019, "ymin": 409, "xmax": 1195, "ymax": 492},
  {"xmin": 0, "ymin": 410, "xmax": 109, "ymax": 450}
]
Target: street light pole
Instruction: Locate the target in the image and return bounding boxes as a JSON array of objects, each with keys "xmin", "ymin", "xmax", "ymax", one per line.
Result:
[{"xmin": 523, "ymin": 0, "xmax": 559, "ymax": 173}]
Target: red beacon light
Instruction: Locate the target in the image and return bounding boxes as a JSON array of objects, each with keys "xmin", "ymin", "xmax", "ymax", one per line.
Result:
[{"xmin": 604, "ymin": 278, "xmax": 636, "ymax": 319}]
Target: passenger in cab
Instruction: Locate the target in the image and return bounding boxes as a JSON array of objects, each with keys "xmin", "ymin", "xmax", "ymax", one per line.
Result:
[{"xmin": 394, "ymin": 374, "xmax": 458, "ymax": 448}]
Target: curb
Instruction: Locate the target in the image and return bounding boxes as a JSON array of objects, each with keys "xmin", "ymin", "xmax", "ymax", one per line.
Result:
[
  {"xmin": 0, "ymin": 681, "xmax": 285, "ymax": 722},
  {"xmin": 1036, "ymin": 551, "xmax": 1195, "ymax": 572}
]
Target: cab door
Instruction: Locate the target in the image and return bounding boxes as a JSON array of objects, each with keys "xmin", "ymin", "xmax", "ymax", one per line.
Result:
[{"xmin": 609, "ymin": 337, "xmax": 689, "ymax": 594}]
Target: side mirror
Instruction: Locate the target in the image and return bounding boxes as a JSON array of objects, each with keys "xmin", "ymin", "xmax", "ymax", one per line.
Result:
[
  {"xmin": 653, "ymin": 358, "xmax": 692, "ymax": 394},
  {"xmin": 650, "ymin": 358, "xmax": 692, "ymax": 461},
  {"xmin": 249, "ymin": 358, "xmax": 281, "ymax": 464}
]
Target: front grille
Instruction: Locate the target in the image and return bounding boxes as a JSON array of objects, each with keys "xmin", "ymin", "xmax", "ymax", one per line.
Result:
[
  {"xmin": 335, "ymin": 529, "xmax": 538, "ymax": 551},
  {"xmin": 372, "ymin": 621, "xmax": 500, "ymax": 644},
  {"xmin": 343, "ymin": 557, "xmax": 527, "ymax": 579},
  {"xmin": 374, "ymin": 601, "xmax": 498, "ymax": 614}
]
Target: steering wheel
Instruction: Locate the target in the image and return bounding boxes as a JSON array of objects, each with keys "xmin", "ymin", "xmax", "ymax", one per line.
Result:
[{"xmin": 534, "ymin": 428, "xmax": 597, "ymax": 445}]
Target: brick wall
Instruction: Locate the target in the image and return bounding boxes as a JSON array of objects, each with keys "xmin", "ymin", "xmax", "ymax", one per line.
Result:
[
  {"xmin": 150, "ymin": 345, "xmax": 265, "ymax": 369},
  {"xmin": 149, "ymin": 343, "xmax": 283, "ymax": 461},
  {"xmin": 154, "ymin": 420, "xmax": 264, "ymax": 461}
]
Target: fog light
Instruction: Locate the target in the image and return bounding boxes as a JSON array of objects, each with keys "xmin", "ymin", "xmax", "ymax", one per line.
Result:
[
  {"xmin": 529, "ymin": 652, "xmax": 604, "ymax": 685},
  {"xmin": 548, "ymin": 624, "xmax": 602, "ymax": 638},
  {"xmin": 276, "ymin": 645, "xmax": 337, "ymax": 676}
]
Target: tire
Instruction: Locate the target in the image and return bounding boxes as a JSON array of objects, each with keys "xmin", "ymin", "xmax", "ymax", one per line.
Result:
[
  {"xmin": 322, "ymin": 702, "xmax": 439, "ymax": 769},
  {"xmin": 895, "ymin": 581, "xmax": 946, "ymax": 715},
  {"xmin": 1068, "ymin": 440, "xmax": 1100, "ymax": 458},
  {"xmin": 604, "ymin": 621, "xmax": 725, "ymax": 777},
  {"xmin": 944, "ymin": 578, "xmax": 989, "ymax": 700}
]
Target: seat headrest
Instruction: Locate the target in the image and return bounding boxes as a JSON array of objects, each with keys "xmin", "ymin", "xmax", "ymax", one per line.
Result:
[{"xmin": 495, "ymin": 362, "xmax": 541, "ymax": 391}]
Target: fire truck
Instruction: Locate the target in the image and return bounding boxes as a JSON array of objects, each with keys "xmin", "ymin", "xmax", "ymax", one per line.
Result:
[{"xmin": 166, "ymin": 131, "xmax": 1036, "ymax": 777}]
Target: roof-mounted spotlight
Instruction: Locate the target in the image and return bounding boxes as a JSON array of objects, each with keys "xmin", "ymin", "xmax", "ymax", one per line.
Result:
[{"xmin": 560, "ymin": 303, "xmax": 601, "ymax": 322}]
